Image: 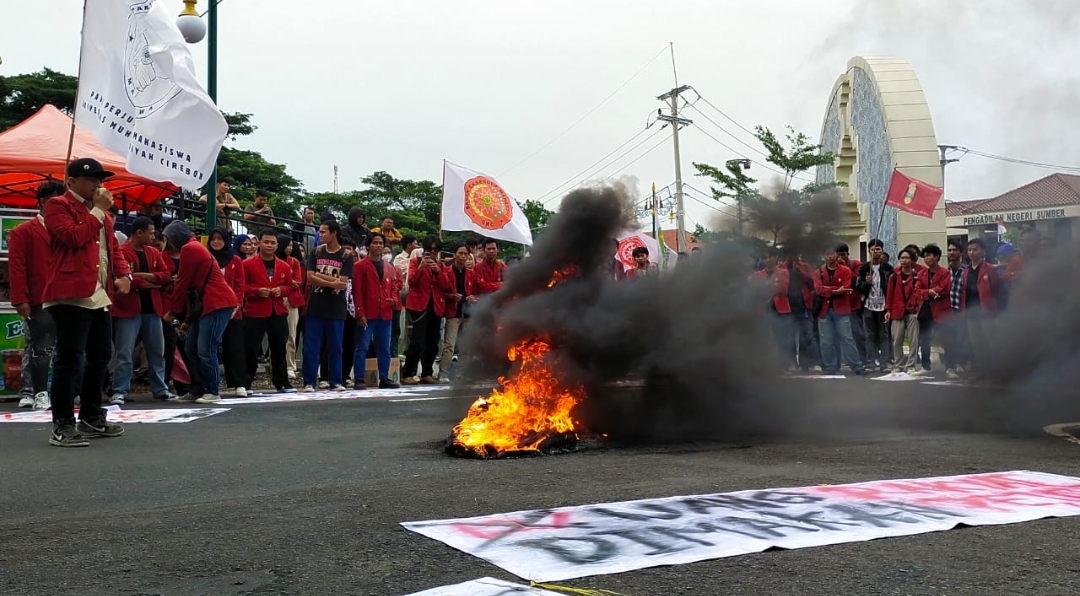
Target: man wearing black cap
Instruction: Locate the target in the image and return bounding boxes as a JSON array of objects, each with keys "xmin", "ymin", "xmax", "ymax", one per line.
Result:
[{"xmin": 42, "ymin": 158, "xmax": 132, "ymax": 448}]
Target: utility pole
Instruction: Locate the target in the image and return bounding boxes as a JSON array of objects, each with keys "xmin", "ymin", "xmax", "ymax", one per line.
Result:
[
  {"xmin": 938, "ymin": 144, "xmax": 960, "ymax": 192},
  {"xmin": 333, "ymin": 164, "xmax": 339, "ymax": 194},
  {"xmin": 657, "ymin": 85, "xmax": 692, "ymax": 252}
]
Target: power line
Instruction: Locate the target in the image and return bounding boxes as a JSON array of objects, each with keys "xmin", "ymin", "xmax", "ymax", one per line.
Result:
[
  {"xmin": 955, "ymin": 147, "xmax": 1080, "ymax": 173},
  {"xmin": 690, "ymin": 123, "xmax": 815, "ymax": 183},
  {"xmin": 603, "ymin": 132, "xmax": 673, "ymax": 181},
  {"xmin": 685, "ymin": 103, "xmax": 771, "ymax": 160},
  {"xmin": 537, "ymin": 126, "xmax": 663, "ymax": 204},
  {"xmin": 497, "ymin": 45, "xmax": 668, "ymax": 177},
  {"xmin": 693, "ymin": 92, "xmax": 760, "ymax": 139},
  {"xmin": 682, "ymin": 184, "xmax": 740, "ymax": 219},
  {"xmin": 683, "ymin": 182, "xmax": 739, "ymax": 210}
]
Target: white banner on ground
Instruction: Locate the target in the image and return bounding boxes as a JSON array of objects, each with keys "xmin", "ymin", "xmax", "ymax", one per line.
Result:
[
  {"xmin": 401, "ymin": 577, "xmax": 563, "ymax": 596},
  {"xmin": 75, "ymin": 0, "xmax": 228, "ymax": 189},
  {"xmin": 782, "ymin": 374, "xmax": 847, "ymax": 380},
  {"xmin": 403, "ymin": 471, "xmax": 1080, "ymax": 582},
  {"xmin": 441, "ymin": 161, "xmax": 532, "ymax": 246},
  {"xmin": 220, "ymin": 388, "xmax": 433, "ymax": 404},
  {"xmin": 871, "ymin": 372, "xmax": 921, "ymax": 382},
  {"xmin": 0, "ymin": 408, "xmax": 228, "ymax": 424}
]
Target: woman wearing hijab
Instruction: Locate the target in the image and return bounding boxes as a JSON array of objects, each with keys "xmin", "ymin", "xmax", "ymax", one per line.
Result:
[
  {"xmin": 276, "ymin": 234, "xmax": 306, "ymax": 379},
  {"xmin": 209, "ymin": 226, "xmax": 249, "ymax": 396},
  {"xmin": 163, "ymin": 221, "xmax": 239, "ymax": 404},
  {"xmin": 232, "ymin": 234, "xmax": 254, "ymax": 259}
]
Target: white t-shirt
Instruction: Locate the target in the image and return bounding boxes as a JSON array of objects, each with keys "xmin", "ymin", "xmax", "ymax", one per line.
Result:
[{"xmin": 866, "ymin": 264, "xmax": 886, "ymax": 312}]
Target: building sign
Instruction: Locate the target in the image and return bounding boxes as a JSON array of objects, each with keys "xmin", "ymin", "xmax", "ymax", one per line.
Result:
[{"xmin": 961, "ymin": 209, "xmax": 1070, "ymax": 227}]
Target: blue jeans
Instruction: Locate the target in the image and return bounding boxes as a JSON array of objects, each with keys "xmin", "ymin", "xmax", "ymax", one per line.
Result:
[
  {"xmin": 304, "ymin": 315, "xmax": 344, "ymax": 387},
  {"xmin": 818, "ymin": 308, "xmax": 864, "ymax": 373},
  {"xmin": 354, "ymin": 318, "xmax": 392, "ymax": 383},
  {"xmin": 112, "ymin": 314, "xmax": 168, "ymax": 398},
  {"xmin": 185, "ymin": 307, "xmax": 232, "ymax": 397}
]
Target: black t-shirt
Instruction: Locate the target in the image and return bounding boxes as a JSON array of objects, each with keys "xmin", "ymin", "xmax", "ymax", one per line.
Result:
[
  {"xmin": 965, "ymin": 264, "xmax": 982, "ymax": 309},
  {"xmin": 262, "ymin": 257, "xmax": 275, "ymax": 280},
  {"xmin": 305, "ymin": 246, "xmax": 355, "ymax": 320},
  {"xmin": 374, "ymin": 259, "xmax": 384, "ymax": 281},
  {"xmin": 452, "ymin": 266, "xmax": 467, "ymax": 318},
  {"xmin": 135, "ymin": 250, "xmax": 156, "ymax": 314},
  {"xmin": 787, "ymin": 265, "xmax": 806, "ymax": 311}
]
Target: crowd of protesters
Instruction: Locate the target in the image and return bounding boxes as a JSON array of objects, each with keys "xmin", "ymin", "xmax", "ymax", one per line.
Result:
[
  {"xmin": 752, "ymin": 231, "xmax": 1036, "ymax": 378},
  {"xmin": 8, "ymin": 161, "xmax": 511, "ymax": 447}
]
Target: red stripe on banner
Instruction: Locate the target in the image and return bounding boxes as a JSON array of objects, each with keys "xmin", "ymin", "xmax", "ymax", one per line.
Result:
[{"xmin": 806, "ymin": 472, "xmax": 1080, "ymax": 511}]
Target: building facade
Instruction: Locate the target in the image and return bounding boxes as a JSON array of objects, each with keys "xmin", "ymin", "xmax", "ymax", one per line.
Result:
[{"xmin": 946, "ymin": 173, "xmax": 1080, "ymax": 249}]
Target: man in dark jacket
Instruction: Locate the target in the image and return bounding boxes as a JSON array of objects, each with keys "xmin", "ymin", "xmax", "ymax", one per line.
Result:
[
  {"xmin": 855, "ymin": 238, "xmax": 894, "ymax": 371},
  {"xmin": 344, "ymin": 206, "xmax": 369, "ymax": 251}
]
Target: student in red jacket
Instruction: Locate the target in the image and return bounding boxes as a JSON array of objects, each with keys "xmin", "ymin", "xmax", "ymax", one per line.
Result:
[
  {"xmin": 9, "ymin": 181, "xmax": 64, "ymax": 410},
  {"xmin": 439, "ymin": 242, "xmax": 480, "ymax": 381},
  {"xmin": 836, "ymin": 243, "xmax": 867, "ymax": 368},
  {"xmin": 43, "ymin": 158, "xmax": 132, "ymax": 447},
  {"xmin": 885, "ymin": 247, "xmax": 926, "ymax": 374},
  {"xmin": 474, "ymin": 237, "xmax": 507, "ymax": 295},
  {"xmin": 917, "ymin": 244, "xmax": 951, "ymax": 373},
  {"xmin": 403, "ymin": 240, "xmax": 450, "ymax": 384},
  {"xmin": 242, "ymin": 231, "xmax": 295, "ymax": 393},
  {"xmin": 751, "ymin": 248, "xmax": 792, "ymax": 369},
  {"xmin": 163, "ymin": 220, "xmax": 239, "ymax": 404},
  {"xmin": 814, "ymin": 245, "xmax": 867, "ymax": 375},
  {"xmin": 208, "ymin": 226, "xmax": 248, "ymax": 396},
  {"xmin": 276, "ymin": 235, "xmax": 306, "ymax": 381},
  {"xmin": 352, "ymin": 233, "xmax": 400, "ymax": 388},
  {"xmin": 109, "ymin": 216, "xmax": 175, "ymax": 404},
  {"xmin": 783, "ymin": 249, "xmax": 820, "ymax": 372},
  {"xmin": 959, "ymin": 238, "xmax": 1002, "ymax": 374}
]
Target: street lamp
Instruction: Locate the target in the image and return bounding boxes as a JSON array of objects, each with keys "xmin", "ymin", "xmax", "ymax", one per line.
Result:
[{"xmin": 176, "ymin": 0, "xmax": 219, "ymax": 234}]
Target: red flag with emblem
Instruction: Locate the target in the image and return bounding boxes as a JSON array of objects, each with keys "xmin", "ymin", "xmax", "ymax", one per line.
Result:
[{"xmin": 884, "ymin": 169, "xmax": 943, "ymax": 219}]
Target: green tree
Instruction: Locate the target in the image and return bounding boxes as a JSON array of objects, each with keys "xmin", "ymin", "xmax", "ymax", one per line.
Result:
[
  {"xmin": 522, "ymin": 199, "xmax": 554, "ymax": 230},
  {"xmin": 216, "ymin": 147, "xmax": 303, "ymax": 217},
  {"xmin": 0, "ymin": 68, "xmax": 78, "ymax": 130}
]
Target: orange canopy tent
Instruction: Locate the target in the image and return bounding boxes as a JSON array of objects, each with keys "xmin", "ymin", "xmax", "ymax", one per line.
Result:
[{"xmin": 0, "ymin": 104, "xmax": 177, "ymax": 209}]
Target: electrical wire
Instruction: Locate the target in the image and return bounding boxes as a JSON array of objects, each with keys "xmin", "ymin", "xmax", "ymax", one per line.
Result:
[
  {"xmin": 690, "ymin": 123, "xmax": 815, "ymax": 183},
  {"xmin": 536, "ymin": 126, "xmax": 663, "ymax": 204},
  {"xmin": 497, "ymin": 45, "xmax": 669, "ymax": 177},
  {"xmin": 955, "ymin": 147, "xmax": 1080, "ymax": 173},
  {"xmin": 682, "ymin": 184, "xmax": 740, "ymax": 219},
  {"xmin": 693, "ymin": 91, "xmax": 760, "ymax": 139},
  {"xmin": 686, "ymin": 103, "xmax": 771, "ymax": 160},
  {"xmin": 602, "ymin": 132, "xmax": 673, "ymax": 181}
]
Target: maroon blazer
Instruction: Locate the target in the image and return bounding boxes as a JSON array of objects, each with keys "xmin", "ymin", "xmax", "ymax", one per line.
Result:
[
  {"xmin": 169, "ymin": 240, "xmax": 239, "ymax": 316},
  {"xmin": 440, "ymin": 264, "xmax": 480, "ymax": 319},
  {"xmin": 814, "ymin": 264, "xmax": 854, "ymax": 317},
  {"xmin": 918, "ymin": 265, "xmax": 952, "ymax": 322},
  {"xmin": 751, "ymin": 267, "xmax": 792, "ymax": 314},
  {"xmin": 7, "ymin": 217, "xmax": 51, "ymax": 307},
  {"xmin": 223, "ymin": 255, "xmax": 246, "ymax": 320},
  {"xmin": 405, "ymin": 257, "xmax": 450, "ymax": 315},
  {"xmin": 885, "ymin": 268, "xmax": 925, "ymax": 319},
  {"xmin": 112, "ymin": 242, "xmax": 171, "ymax": 318},
  {"xmin": 42, "ymin": 191, "xmax": 130, "ymax": 303},
  {"xmin": 242, "ymin": 255, "xmax": 292, "ymax": 318}
]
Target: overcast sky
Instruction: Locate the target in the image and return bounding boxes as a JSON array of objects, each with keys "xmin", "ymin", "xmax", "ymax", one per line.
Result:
[{"xmin": 5, "ymin": 0, "xmax": 1079, "ymax": 229}]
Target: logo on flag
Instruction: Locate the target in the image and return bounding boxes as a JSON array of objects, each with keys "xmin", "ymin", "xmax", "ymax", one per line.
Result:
[
  {"xmin": 74, "ymin": 0, "xmax": 227, "ymax": 189},
  {"xmin": 617, "ymin": 235, "xmax": 646, "ymax": 269},
  {"xmin": 464, "ymin": 176, "xmax": 515, "ymax": 230},
  {"xmin": 441, "ymin": 161, "xmax": 533, "ymax": 245}
]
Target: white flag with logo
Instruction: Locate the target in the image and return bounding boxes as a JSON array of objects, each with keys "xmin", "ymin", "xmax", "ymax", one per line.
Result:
[
  {"xmin": 441, "ymin": 161, "xmax": 533, "ymax": 246},
  {"xmin": 75, "ymin": 0, "xmax": 227, "ymax": 189},
  {"xmin": 615, "ymin": 230, "xmax": 661, "ymax": 271}
]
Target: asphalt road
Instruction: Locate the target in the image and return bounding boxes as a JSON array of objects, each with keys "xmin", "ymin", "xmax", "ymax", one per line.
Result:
[{"xmin": 1, "ymin": 375, "xmax": 1079, "ymax": 596}]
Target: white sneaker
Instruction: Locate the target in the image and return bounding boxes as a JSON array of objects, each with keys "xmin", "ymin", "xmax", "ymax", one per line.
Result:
[
  {"xmin": 33, "ymin": 392, "xmax": 51, "ymax": 411},
  {"xmin": 945, "ymin": 368, "xmax": 960, "ymax": 380},
  {"xmin": 909, "ymin": 369, "xmax": 929, "ymax": 377},
  {"xmin": 109, "ymin": 393, "xmax": 126, "ymax": 405},
  {"xmin": 317, "ymin": 381, "xmax": 330, "ymax": 390},
  {"xmin": 18, "ymin": 395, "xmax": 34, "ymax": 408},
  {"xmin": 301, "ymin": 385, "xmax": 315, "ymax": 393},
  {"xmin": 287, "ymin": 369, "xmax": 296, "ymax": 380},
  {"xmin": 437, "ymin": 376, "xmax": 451, "ymax": 384},
  {"xmin": 451, "ymin": 355, "xmax": 458, "ymax": 362},
  {"xmin": 176, "ymin": 392, "xmax": 200, "ymax": 403},
  {"xmin": 195, "ymin": 394, "xmax": 221, "ymax": 404},
  {"xmin": 234, "ymin": 386, "xmax": 248, "ymax": 397}
]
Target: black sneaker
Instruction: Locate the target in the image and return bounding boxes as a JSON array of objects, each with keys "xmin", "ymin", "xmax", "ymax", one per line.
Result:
[
  {"xmin": 77, "ymin": 417, "xmax": 125, "ymax": 438},
  {"xmin": 276, "ymin": 385, "xmax": 297, "ymax": 394},
  {"xmin": 379, "ymin": 380, "xmax": 400, "ymax": 389},
  {"xmin": 49, "ymin": 422, "xmax": 90, "ymax": 448}
]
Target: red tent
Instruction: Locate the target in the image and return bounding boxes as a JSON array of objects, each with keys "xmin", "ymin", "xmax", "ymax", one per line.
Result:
[{"xmin": 0, "ymin": 105, "xmax": 177, "ymax": 208}]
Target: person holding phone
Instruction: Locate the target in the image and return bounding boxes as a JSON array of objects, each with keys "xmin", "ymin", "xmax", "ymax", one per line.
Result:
[{"xmin": 402, "ymin": 236, "xmax": 450, "ymax": 384}]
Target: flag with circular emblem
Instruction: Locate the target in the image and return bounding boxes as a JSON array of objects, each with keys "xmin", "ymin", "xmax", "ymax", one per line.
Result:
[{"xmin": 441, "ymin": 161, "xmax": 533, "ymax": 246}]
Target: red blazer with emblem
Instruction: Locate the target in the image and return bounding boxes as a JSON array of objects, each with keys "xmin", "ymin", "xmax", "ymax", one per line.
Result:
[
  {"xmin": 474, "ymin": 258, "xmax": 507, "ymax": 294},
  {"xmin": 918, "ymin": 265, "xmax": 952, "ymax": 322},
  {"xmin": 751, "ymin": 267, "xmax": 792, "ymax": 314},
  {"xmin": 959, "ymin": 261, "xmax": 1002, "ymax": 315},
  {"xmin": 222, "ymin": 255, "xmax": 246, "ymax": 320},
  {"xmin": 112, "ymin": 242, "xmax": 171, "ymax": 318},
  {"xmin": 441, "ymin": 264, "xmax": 480, "ymax": 319},
  {"xmin": 885, "ymin": 268, "xmax": 925, "ymax": 319},
  {"xmin": 42, "ymin": 191, "xmax": 130, "ymax": 303},
  {"xmin": 285, "ymin": 256, "xmax": 306, "ymax": 309},
  {"xmin": 352, "ymin": 258, "xmax": 395, "ymax": 322},
  {"xmin": 7, "ymin": 217, "xmax": 52, "ymax": 307},
  {"xmin": 387, "ymin": 261, "xmax": 404, "ymax": 311},
  {"xmin": 787, "ymin": 260, "xmax": 816, "ymax": 312},
  {"xmin": 814, "ymin": 264, "xmax": 854, "ymax": 317},
  {"xmin": 406, "ymin": 257, "xmax": 449, "ymax": 316},
  {"xmin": 169, "ymin": 240, "xmax": 239, "ymax": 316},
  {"xmin": 242, "ymin": 256, "xmax": 292, "ymax": 318}
]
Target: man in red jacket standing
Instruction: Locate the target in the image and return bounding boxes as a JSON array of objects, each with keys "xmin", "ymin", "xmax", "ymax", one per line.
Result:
[
  {"xmin": 815, "ymin": 246, "xmax": 867, "ymax": 375},
  {"xmin": 917, "ymin": 244, "xmax": 951, "ymax": 373},
  {"xmin": 109, "ymin": 216, "xmax": 175, "ymax": 405},
  {"xmin": 9, "ymin": 181, "xmax": 64, "ymax": 410},
  {"xmin": 885, "ymin": 248, "xmax": 926, "ymax": 375},
  {"xmin": 242, "ymin": 231, "xmax": 294, "ymax": 393},
  {"xmin": 959, "ymin": 238, "xmax": 1002, "ymax": 375},
  {"xmin": 42, "ymin": 158, "xmax": 132, "ymax": 448},
  {"xmin": 474, "ymin": 238, "xmax": 507, "ymax": 295},
  {"xmin": 439, "ymin": 242, "xmax": 479, "ymax": 381},
  {"xmin": 751, "ymin": 249, "xmax": 792, "ymax": 369},
  {"xmin": 352, "ymin": 233, "xmax": 400, "ymax": 389}
]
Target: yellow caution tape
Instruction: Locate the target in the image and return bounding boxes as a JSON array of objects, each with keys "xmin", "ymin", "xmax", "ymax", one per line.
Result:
[{"xmin": 530, "ymin": 581, "xmax": 628, "ymax": 595}]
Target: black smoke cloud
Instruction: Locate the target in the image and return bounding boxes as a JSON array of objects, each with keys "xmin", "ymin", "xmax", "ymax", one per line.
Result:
[{"xmin": 458, "ymin": 182, "xmax": 845, "ymax": 443}]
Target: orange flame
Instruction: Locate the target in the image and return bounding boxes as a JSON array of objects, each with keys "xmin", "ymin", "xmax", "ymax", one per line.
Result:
[{"xmin": 451, "ymin": 339, "xmax": 584, "ymax": 455}]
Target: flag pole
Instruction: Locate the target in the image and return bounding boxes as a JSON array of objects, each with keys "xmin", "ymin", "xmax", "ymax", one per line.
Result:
[
  {"xmin": 439, "ymin": 159, "xmax": 446, "ymax": 241},
  {"xmin": 65, "ymin": 0, "xmax": 90, "ymax": 172}
]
